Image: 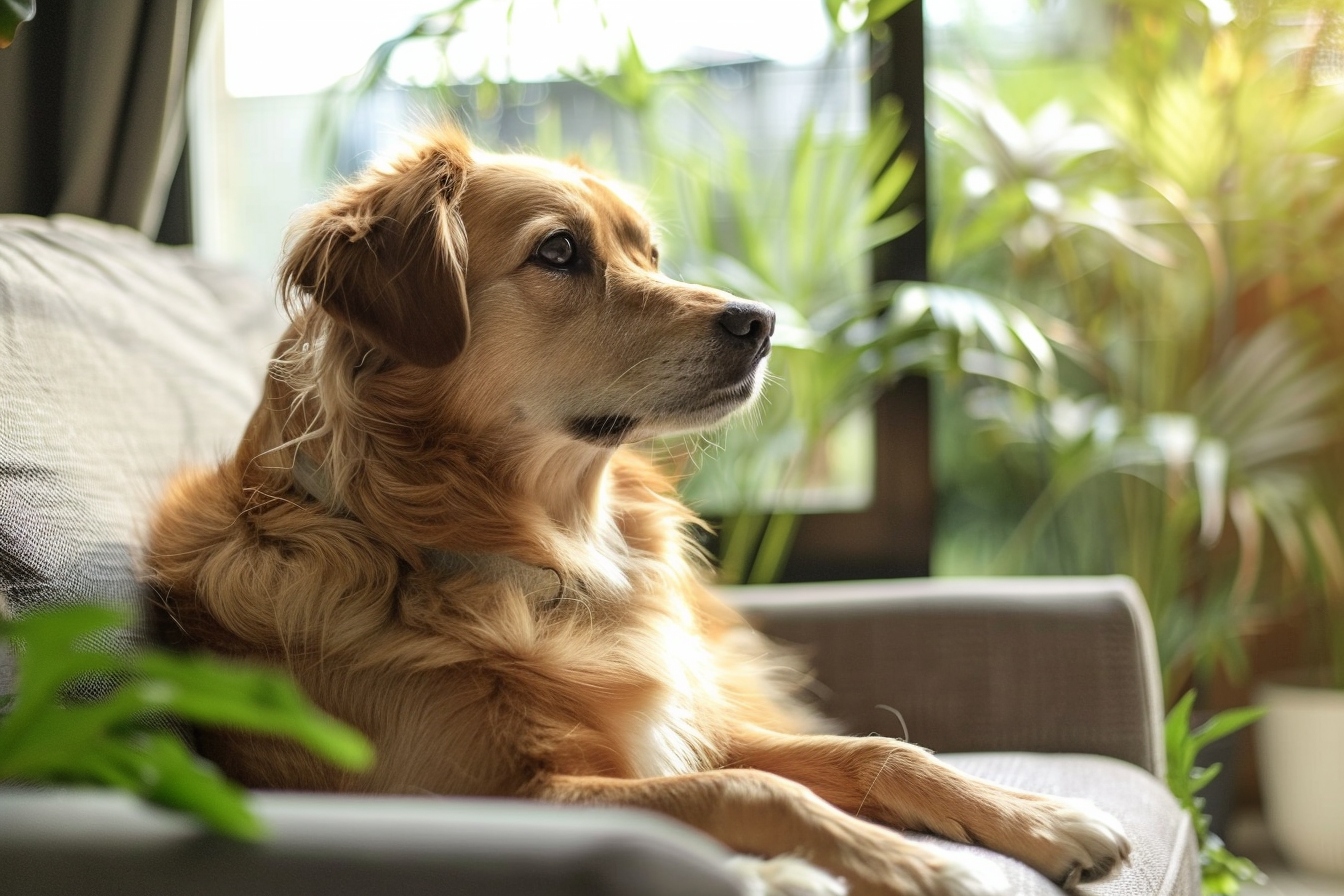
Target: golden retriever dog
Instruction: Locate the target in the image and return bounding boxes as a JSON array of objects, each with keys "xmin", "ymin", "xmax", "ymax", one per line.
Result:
[{"xmin": 146, "ymin": 124, "xmax": 1129, "ymax": 896}]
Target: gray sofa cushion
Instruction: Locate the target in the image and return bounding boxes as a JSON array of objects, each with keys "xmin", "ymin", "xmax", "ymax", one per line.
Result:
[
  {"xmin": 0, "ymin": 755, "xmax": 1196, "ymax": 896},
  {"xmin": 930, "ymin": 753, "xmax": 1197, "ymax": 896},
  {"xmin": 735, "ymin": 578, "xmax": 1167, "ymax": 776},
  {"xmin": 0, "ymin": 214, "xmax": 279, "ymax": 697},
  {"xmin": 0, "ymin": 789, "xmax": 743, "ymax": 896}
]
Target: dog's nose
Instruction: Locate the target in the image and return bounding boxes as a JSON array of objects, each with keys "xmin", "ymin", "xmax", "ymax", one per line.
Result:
[{"xmin": 718, "ymin": 301, "xmax": 776, "ymax": 349}]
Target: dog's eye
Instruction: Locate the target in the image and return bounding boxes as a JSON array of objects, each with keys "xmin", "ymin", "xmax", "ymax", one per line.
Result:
[
  {"xmin": 650, "ymin": 246, "xmax": 660, "ymax": 267},
  {"xmin": 535, "ymin": 232, "xmax": 578, "ymax": 269}
]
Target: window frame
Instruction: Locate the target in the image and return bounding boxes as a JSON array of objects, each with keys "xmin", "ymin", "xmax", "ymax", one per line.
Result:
[{"xmin": 779, "ymin": 1, "xmax": 931, "ymax": 581}]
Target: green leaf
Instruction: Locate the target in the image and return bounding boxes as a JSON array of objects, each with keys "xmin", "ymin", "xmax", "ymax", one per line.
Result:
[
  {"xmin": 1, "ymin": 604, "xmax": 374, "ymax": 841},
  {"xmin": 862, "ymin": 150, "xmax": 917, "ymax": 224},
  {"xmin": 1189, "ymin": 706, "xmax": 1266, "ymax": 754},
  {"xmin": 0, "ymin": 606, "xmax": 130, "ymax": 760},
  {"xmin": 126, "ymin": 734, "xmax": 266, "ymax": 841},
  {"xmin": 824, "ymin": 0, "xmax": 845, "ymax": 25},
  {"xmin": 134, "ymin": 653, "xmax": 374, "ymax": 771},
  {"xmin": 869, "ymin": 0, "xmax": 915, "ymax": 22},
  {"xmin": 0, "ymin": 0, "xmax": 34, "ymax": 48},
  {"xmin": 1165, "ymin": 690, "xmax": 1197, "ymax": 784},
  {"xmin": 1188, "ymin": 762, "xmax": 1222, "ymax": 796},
  {"xmin": 860, "ymin": 209, "xmax": 922, "ymax": 253},
  {"xmin": 1165, "ymin": 692, "xmax": 1267, "ymax": 894}
]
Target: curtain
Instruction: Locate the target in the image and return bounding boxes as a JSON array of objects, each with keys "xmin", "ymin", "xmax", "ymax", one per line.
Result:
[{"xmin": 0, "ymin": 0, "xmax": 208, "ymax": 238}]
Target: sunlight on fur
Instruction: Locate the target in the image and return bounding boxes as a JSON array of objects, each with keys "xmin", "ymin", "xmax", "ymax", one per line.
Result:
[{"xmin": 145, "ymin": 123, "xmax": 1130, "ymax": 896}]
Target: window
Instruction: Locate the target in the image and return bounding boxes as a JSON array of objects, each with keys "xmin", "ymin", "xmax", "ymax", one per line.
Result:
[{"xmin": 192, "ymin": 1, "xmax": 932, "ymax": 582}]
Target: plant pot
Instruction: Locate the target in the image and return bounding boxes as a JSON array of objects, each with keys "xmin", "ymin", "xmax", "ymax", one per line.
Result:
[{"xmin": 1256, "ymin": 672, "xmax": 1344, "ymax": 878}]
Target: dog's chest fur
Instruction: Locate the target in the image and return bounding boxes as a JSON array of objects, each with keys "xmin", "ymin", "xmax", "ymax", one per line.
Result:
[
  {"xmin": 523, "ymin": 525, "xmax": 725, "ymax": 779},
  {"xmin": 617, "ymin": 604, "xmax": 721, "ymax": 778}
]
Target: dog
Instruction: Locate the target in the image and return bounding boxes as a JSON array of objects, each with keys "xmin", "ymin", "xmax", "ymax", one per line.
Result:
[{"xmin": 146, "ymin": 124, "xmax": 1130, "ymax": 896}]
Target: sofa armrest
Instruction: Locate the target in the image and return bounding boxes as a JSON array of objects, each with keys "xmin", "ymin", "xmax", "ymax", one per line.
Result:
[
  {"xmin": 0, "ymin": 789, "xmax": 742, "ymax": 896},
  {"xmin": 725, "ymin": 576, "xmax": 1166, "ymax": 777}
]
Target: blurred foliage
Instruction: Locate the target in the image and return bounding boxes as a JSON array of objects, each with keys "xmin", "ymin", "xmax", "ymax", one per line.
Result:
[
  {"xmin": 1165, "ymin": 691, "xmax": 1267, "ymax": 895},
  {"xmin": 931, "ymin": 0, "xmax": 1344, "ymax": 694},
  {"xmin": 0, "ymin": 0, "xmax": 33, "ymax": 49},
  {"xmin": 324, "ymin": 0, "xmax": 1055, "ymax": 584},
  {"xmin": 0, "ymin": 605, "xmax": 374, "ymax": 838}
]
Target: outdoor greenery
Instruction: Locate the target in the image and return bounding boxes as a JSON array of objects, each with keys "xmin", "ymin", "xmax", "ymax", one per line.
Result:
[
  {"xmin": 0, "ymin": 605, "xmax": 373, "ymax": 838},
  {"xmin": 930, "ymin": 0, "xmax": 1344, "ymax": 695},
  {"xmin": 581, "ymin": 40, "xmax": 1059, "ymax": 584},
  {"xmin": 326, "ymin": 0, "xmax": 1057, "ymax": 584}
]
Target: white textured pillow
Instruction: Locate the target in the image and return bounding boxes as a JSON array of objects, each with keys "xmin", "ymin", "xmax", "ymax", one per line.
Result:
[{"xmin": 0, "ymin": 214, "xmax": 281, "ymax": 697}]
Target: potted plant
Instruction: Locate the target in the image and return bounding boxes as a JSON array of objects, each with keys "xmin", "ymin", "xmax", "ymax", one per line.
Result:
[
  {"xmin": 1255, "ymin": 609, "xmax": 1344, "ymax": 876},
  {"xmin": 925, "ymin": 0, "xmax": 1344, "ymax": 887}
]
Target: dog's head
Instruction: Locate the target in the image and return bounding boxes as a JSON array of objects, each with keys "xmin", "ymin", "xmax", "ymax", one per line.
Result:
[{"xmin": 280, "ymin": 124, "xmax": 774, "ymax": 447}]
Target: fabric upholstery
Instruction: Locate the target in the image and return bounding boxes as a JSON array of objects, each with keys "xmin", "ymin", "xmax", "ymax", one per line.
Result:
[
  {"xmin": 730, "ymin": 578, "xmax": 1166, "ymax": 777},
  {"xmin": 0, "ymin": 213, "xmax": 279, "ymax": 698},
  {"xmin": 0, "ymin": 789, "xmax": 743, "ymax": 896},
  {"xmin": 926, "ymin": 753, "xmax": 1198, "ymax": 896},
  {"xmin": 0, "ymin": 757, "xmax": 1197, "ymax": 896}
]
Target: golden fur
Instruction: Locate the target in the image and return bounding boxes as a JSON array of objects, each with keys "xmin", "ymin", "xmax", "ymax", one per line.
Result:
[{"xmin": 146, "ymin": 125, "xmax": 1129, "ymax": 895}]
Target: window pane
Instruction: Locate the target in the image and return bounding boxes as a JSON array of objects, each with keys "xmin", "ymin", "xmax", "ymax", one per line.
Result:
[{"xmin": 191, "ymin": 1, "xmax": 878, "ymax": 525}]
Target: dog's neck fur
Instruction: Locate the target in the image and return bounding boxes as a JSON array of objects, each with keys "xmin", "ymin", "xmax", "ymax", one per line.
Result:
[{"xmin": 289, "ymin": 448, "xmax": 571, "ymax": 600}]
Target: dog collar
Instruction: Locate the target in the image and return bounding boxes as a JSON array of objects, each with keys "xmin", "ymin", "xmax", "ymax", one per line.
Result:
[{"xmin": 290, "ymin": 452, "xmax": 565, "ymax": 602}]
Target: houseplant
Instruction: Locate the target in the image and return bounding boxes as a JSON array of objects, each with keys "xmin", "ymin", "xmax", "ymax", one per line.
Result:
[
  {"xmin": 930, "ymin": 0, "xmax": 1344, "ymax": 698},
  {"xmin": 0, "ymin": 604, "xmax": 373, "ymax": 839},
  {"xmin": 927, "ymin": 0, "xmax": 1344, "ymax": 880},
  {"xmin": 1166, "ymin": 693, "xmax": 1266, "ymax": 894},
  {"xmin": 1256, "ymin": 670, "xmax": 1344, "ymax": 877}
]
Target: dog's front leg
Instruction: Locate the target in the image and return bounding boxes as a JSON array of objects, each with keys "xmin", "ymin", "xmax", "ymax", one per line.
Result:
[
  {"xmin": 529, "ymin": 770, "xmax": 1011, "ymax": 896},
  {"xmin": 729, "ymin": 728, "xmax": 1131, "ymax": 889}
]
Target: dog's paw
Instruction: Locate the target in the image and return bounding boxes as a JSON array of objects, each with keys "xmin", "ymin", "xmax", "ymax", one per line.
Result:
[
  {"xmin": 932, "ymin": 851, "xmax": 1012, "ymax": 896},
  {"xmin": 1032, "ymin": 797, "xmax": 1131, "ymax": 888},
  {"xmin": 727, "ymin": 854, "xmax": 850, "ymax": 896}
]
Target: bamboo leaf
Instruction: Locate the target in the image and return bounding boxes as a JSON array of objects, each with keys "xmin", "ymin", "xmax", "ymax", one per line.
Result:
[
  {"xmin": 860, "ymin": 209, "xmax": 922, "ymax": 253},
  {"xmin": 1227, "ymin": 488, "xmax": 1263, "ymax": 607},
  {"xmin": 1253, "ymin": 481, "xmax": 1311, "ymax": 582}
]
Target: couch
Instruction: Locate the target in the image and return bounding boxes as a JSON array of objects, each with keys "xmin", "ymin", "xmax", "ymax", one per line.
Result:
[{"xmin": 0, "ymin": 214, "xmax": 1199, "ymax": 895}]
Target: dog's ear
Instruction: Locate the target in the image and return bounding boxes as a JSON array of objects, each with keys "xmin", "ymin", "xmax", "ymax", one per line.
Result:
[{"xmin": 281, "ymin": 135, "xmax": 471, "ymax": 367}]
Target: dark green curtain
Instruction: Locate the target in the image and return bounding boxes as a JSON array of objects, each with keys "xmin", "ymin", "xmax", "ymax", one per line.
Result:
[{"xmin": 0, "ymin": 0, "xmax": 208, "ymax": 240}]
